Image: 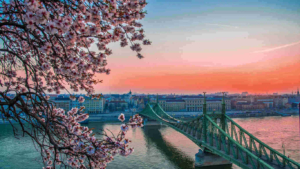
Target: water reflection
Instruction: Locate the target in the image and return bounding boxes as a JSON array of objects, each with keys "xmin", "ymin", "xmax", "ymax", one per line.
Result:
[
  {"xmin": 142, "ymin": 125, "xmax": 195, "ymax": 169},
  {"xmin": 0, "ymin": 116, "xmax": 299, "ymax": 169}
]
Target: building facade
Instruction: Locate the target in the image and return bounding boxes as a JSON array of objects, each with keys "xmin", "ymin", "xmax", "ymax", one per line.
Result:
[
  {"xmin": 54, "ymin": 97, "xmax": 71, "ymax": 112},
  {"xmin": 158, "ymin": 96, "xmax": 231, "ymax": 112},
  {"xmin": 107, "ymin": 101, "xmax": 128, "ymax": 111},
  {"xmin": 182, "ymin": 96, "xmax": 204, "ymax": 112},
  {"xmin": 164, "ymin": 100, "xmax": 186, "ymax": 112},
  {"xmin": 70, "ymin": 96, "xmax": 104, "ymax": 114}
]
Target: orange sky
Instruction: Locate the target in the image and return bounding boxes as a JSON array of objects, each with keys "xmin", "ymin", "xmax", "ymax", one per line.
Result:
[
  {"xmin": 112, "ymin": 59, "xmax": 300, "ymax": 94},
  {"xmin": 94, "ymin": 50, "xmax": 300, "ymax": 94}
]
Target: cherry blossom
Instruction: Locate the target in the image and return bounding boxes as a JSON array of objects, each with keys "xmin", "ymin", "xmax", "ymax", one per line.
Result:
[
  {"xmin": 78, "ymin": 96, "xmax": 85, "ymax": 103},
  {"xmin": 118, "ymin": 113, "xmax": 125, "ymax": 122},
  {"xmin": 0, "ymin": 0, "xmax": 150, "ymax": 168}
]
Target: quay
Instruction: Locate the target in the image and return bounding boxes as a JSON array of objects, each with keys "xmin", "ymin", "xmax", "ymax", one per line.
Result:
[{"xmin": 1, "ymin": 109, "xmax": 298, "ymax": 124}]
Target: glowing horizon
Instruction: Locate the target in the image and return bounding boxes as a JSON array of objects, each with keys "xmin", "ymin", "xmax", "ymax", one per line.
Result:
[{"xmin": 93, "ymin": 0, "xmax": 300, "ymax": 94}]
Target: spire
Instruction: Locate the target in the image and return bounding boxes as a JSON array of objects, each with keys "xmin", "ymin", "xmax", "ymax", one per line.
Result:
[{"xmin": 156, "ymin": 93, "xmax": 158, "ymax": 104}]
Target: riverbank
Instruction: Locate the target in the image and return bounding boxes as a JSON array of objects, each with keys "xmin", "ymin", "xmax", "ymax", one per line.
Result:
[{"xmin": 1, "ymin": 109, "xmax": 298, "ymax": 124}]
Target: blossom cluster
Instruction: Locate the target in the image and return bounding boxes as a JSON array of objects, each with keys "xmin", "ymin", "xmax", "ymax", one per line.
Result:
[
  {"xmin": 40, "ymin": 97, "xmax": 143, "ymax": 168},
  {"xmin": 1, "ymin": 0, "xmax": 151, "ymax": 95},
  {"xmin": 0, "ymin": 0, "xmax": 149, "ymax": 168}
]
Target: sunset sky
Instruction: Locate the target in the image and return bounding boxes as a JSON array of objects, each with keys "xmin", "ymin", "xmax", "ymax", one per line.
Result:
[{"xmin": 94, "ymin": 0, "xmax": 300, "ymax": 94}]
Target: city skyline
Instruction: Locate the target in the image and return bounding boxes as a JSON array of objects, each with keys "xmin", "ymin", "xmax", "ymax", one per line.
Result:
[{"xmin": 50, "ymin": 89, "xmax": 300, "ymax": 95}]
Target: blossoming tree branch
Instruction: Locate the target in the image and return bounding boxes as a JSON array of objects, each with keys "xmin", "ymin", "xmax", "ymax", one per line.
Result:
[{"xmin": 0, "ymin": 0, "xmax": 150, "ymax": 168}]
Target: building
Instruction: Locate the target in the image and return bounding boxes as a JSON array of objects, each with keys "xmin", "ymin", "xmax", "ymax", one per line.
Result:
[
  {"xmin": 158, "ymin": 96, "xmax": 231, "ymax": 112},
  {"xmin": 236, "ymin": 102, "xmax": 266, "ymax": 110},
  {"xmin": 206, "ymin": 99, "xmax": 222, "ymax": 111},
  {"xmin": 109, "ymin": 90, "xmax": 133, "ymax": 104},
  {"xmin": 164, "ymin": 100, "xmax": 186, "ymax": 112},
  {"xmin": 83, "ymin": 97, "xmax": 104, "ymax": 114},
  {"xmin": 273, "ymin": 97, "xmax": 288, "ymax": 108},
  {"xmin": 285, "ymin": 103, "xmax": 292, "ymax": 109},
  {"xmin": 257, "ymin": 99, "xmax": 273, "ymax": 108},
  {"xmin": 54, "ymin": 97, "xmax": 71, "ymax": 112},
  {"xmin": 291, "ymin": 102, "xmax": 300, "ymax": 109},
  {"xmin": 107, "ymin": 101, "xmax": 128, "ymax": 111},
  {"xmin": 158, "ymin": 99, "xmax": 167, "ymax": 110},
  {"xmin": 182, "ymin": 96, "xmax": 204, "ymax": 112},
  {"xmin": 70, "ymin": 96, "xmax": 104, "ymax": 114}
]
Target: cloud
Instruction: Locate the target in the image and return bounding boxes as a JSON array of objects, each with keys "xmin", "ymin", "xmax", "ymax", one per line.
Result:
[
  {"xmin": 205, "ymin": 23, "xmax": 239, "ymax": 29},
  {"xmin": 253, "ymin": 40, "xmax": 300, "ymax": 53}
]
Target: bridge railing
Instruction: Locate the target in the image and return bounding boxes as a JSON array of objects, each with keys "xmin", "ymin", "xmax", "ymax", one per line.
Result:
[
  {"xmin": 160, "ymin": 112, "xmax": 269, "ymax": 169},
  {"xmin": 142, "ymin": 104, "xmax": 178, "ymax": 124},
  {"xmin": 225, "ymin": 115, "xmax": 300, "ymax": 169},
  {"xmin": 140, "ymin": 104, "xmax": 300, "ymax": 169},
  {"xmin": 152, "ymin": 104, "xmax": 184, "ymax": 122},
  {"xmin": 205, "ymin": 115, "xmax": 274, "ymax": 169}
]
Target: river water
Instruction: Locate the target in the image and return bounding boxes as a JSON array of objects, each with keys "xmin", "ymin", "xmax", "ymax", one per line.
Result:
[{"xmin": 0, "ymin": 116, "xmax": 299, "ymax": 169}]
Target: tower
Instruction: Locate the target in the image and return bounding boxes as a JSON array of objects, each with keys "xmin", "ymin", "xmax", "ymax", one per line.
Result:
[
  {"xmin": 128, "ymin": 89, "xmax": 132, "ymax": 95},
  {"xmin": 297, "ymin": 87, "xmax": 299, "ymax": 96}
]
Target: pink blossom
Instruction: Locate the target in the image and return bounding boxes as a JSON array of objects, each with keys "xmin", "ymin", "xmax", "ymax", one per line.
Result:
[
  {"xmin": 69, "ymin": 95, "xmax": 76, "ymax": 101},
  {"xmin": 45, "ymin": 22, "xmax": 58, "ymax": 34},
  {"xmin": 26, "ymin": 19, "xmax": 35, "ymax": 30},
  {"xmin": 78, "ymin": 96, "xmax": 85, "ymax": 103},
  {"xmin": 86, "ymin": 145, "xmax": 95, "ymax": 155},
  {"xmin": 121, "ymin": 124, "xmax": 129, "ymax": 132},
  {"xmin": 1, "ymin": 0, "xmax": 149, "ymax": 167},
  {"xmin": 118, "ymin": 113, "xmax": 125, "ymax": 122}
]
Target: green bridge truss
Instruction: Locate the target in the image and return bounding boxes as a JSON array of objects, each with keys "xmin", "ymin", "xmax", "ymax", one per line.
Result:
[{"xmin": 139, "ymin": 95, "xmax": 300, "ymax": 169}]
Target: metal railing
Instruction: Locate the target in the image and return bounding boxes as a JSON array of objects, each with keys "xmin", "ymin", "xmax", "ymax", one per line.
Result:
[{"xmin": 139, "ymin": 103, "xmax": 300, "ymax": 169}]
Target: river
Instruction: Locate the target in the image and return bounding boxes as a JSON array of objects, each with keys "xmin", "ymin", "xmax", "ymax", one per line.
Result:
[{"xmin": 0, "ymin": 116, "xmax": 299, "ymax": 169}]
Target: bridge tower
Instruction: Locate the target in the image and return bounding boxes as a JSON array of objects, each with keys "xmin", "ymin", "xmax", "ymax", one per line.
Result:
[
  {"xmin": 221, "ymin": 92, "xmax": 226, "ymax": 131},
  {"xmin": 203, "ymin": 92, "xmax": 207, "ymax": 142}
]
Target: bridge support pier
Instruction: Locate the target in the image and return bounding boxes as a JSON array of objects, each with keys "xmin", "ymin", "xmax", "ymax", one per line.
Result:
[{"xmin": 195, "ymin": 149, "xmax": 232, "ymax": 168}]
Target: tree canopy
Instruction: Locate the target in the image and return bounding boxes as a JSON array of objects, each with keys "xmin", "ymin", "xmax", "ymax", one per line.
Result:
[{"xmin": 0, "ymin": 0, "xmax": 150, "ymax": 168}]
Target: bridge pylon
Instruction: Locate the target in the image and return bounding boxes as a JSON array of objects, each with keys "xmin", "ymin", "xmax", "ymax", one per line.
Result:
[
  {"xmin": 221, "ymin": 92, "xmax": 226, "ymax": 131},
  {"xmin": 139, "ymin": 101, "xmax": 300, "ymax": 169}
]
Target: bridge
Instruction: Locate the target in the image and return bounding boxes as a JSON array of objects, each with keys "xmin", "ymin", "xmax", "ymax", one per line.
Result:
[{"xmin": 139, "ymin": 93, "xmax": 300, "ymax": 169}]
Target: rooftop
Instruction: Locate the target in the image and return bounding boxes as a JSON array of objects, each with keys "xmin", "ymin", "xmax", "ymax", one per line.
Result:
[
  {"xmin": 166, "ymin": 100, "xmax": 185, "ymax": 103},
  {"xmin": 109, "ymin": 101, "xmax": 127, "ymax": 103},
  {"xmin": 55, "ymin": 98, "xmax": 70, "ymax": 101}
]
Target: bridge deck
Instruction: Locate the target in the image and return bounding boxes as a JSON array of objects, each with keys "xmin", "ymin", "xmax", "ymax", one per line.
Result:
[
  {"xmin": 140, "ymin": 103, "xmax": 300, "ymax": 169},
  {"xmin": 173, "ymin": 122, "xmax": 292, "ymax": 169}
]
